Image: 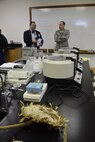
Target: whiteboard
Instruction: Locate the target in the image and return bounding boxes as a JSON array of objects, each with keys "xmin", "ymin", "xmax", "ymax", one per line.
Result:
[{"xmin": 31, "ymin": 6, "xmax": 95, "ymax": 50}]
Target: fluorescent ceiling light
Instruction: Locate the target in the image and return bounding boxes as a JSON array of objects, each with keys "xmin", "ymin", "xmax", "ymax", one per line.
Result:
[
  {"xmin": 40, "ymin": 8, "xmax": 50, "ymax": 12},
  {"xmin": 76, "ymin": 7, "xmax": 86, "ymax": 11},
  {"xmin": 75, "ymin": 20, "xmax": 87, "ymax": 27}
]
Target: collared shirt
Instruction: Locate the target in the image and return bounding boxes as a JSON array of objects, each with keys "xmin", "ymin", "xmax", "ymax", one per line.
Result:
[{"xmin": 30, "ymin": 30, "xmax": 37, "ymax": 47}]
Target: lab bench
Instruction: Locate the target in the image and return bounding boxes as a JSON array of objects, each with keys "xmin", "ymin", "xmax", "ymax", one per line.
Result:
[{"xmin": 0, "ymin": 61, "xmax": 95, "ymax": 142}]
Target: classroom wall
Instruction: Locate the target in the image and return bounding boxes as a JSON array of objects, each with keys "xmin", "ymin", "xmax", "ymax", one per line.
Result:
[
  {"xmin": 0, "ymin": 0, "xmax": 95, "ymax": 67},
  {"xmin": 0, "ymin": 0, "xmax": 95, "ymax": 45}
]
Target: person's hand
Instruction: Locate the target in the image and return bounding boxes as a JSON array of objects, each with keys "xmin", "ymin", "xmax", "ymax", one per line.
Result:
[
  {"xmin": 38, "ymin": 42, "xmax": 42, "ymax": 46},
  {"xmin": 32, "ymin": 39, "xmax": 37, "ymax": 44}
]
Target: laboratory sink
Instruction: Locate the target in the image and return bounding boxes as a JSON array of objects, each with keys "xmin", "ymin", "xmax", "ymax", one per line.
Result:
[
  {"xmin": 0, "ymin": 93, "xmax": 9, "ymax": 122},
  {"xmin": 0, "ymin": 110, "xmax": 8, "ymax": 122},
  {"xmin": 0, "ymin": 100, "xmax": 21, "ymax": 141}
]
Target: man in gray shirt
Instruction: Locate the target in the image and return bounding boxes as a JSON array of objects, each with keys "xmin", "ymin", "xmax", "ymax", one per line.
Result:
[{"xmin": 54, "ymin": 21, "xmax": 70, "ymax": 50}]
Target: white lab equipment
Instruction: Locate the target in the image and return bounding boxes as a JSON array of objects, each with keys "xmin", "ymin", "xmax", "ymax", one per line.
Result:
[
  {"xmin": 23, "ymin": 83, "xmax": 48, "ymax": 102},
  {"xmin": 43, "ymin": 56, "xmax": 74, "ymax": 79},
  {"xmin": 7, "ymin": 69, "xmax": 34, "ymax": 85}
]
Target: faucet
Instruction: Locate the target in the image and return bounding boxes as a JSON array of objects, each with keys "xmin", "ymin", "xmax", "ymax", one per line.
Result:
[{"xmin": 0, "ymin": 74, "xmax": 4, "ymax": 91}]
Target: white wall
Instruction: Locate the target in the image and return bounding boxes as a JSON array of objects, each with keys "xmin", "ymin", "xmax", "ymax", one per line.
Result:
[
  {"xmin": 0, "ymin": 0, "xmax": 30, "ymax": 44},
  {"xmin": 0, "ymin": 0, "xmax": 95, "ymax": 46},
  {"xmin": 0, "ymin": 0, "xmax": 95, "ymax": 67}
]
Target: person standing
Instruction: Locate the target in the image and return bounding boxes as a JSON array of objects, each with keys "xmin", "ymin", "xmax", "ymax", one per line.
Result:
[
  {"xmin": 0, "ymin": 29, "xmax": 8, "ymax": 65},
  {"xmin": 23, "ymin": 21, "xmax": 43, "ymax": 49},
  {"xmin": 54, "ymin": 21, "xmax": 70, "ymax": 50}
]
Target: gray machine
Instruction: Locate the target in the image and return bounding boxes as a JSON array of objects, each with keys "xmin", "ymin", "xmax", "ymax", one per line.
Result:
[{"xmin": 22, "ymin": 47, "xmax": 37, "ymax": 58}]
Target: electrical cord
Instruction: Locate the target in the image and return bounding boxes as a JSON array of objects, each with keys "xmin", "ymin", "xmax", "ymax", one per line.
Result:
[
  {"xmin": 45, "ymin": 84, "xmax": 91, "ymax": 107},
  {"xmin": 56, "ymin": 84, "xmax": 91, "ymax": 99},
  {"xmin": 55, "ymin": 85, "xmax": 82, "ymax": 98},
  {"xmin": 45, "ymin": 84, "xmax": 63, "ymax": 107}
]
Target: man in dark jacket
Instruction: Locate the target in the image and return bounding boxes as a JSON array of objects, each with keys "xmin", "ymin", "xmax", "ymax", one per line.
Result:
[
  {"xmin": 23, "ymin": 21, "xmax": 43, "ymax": 49},
  {"xmin": 0, "ymin": 29, "xmax": 8, "ymax": 65}
]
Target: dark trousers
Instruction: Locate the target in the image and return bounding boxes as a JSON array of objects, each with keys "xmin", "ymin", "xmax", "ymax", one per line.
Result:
[{"xmin": 0, "ymin": 51, "xmax": 5, "ymax": 65}]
